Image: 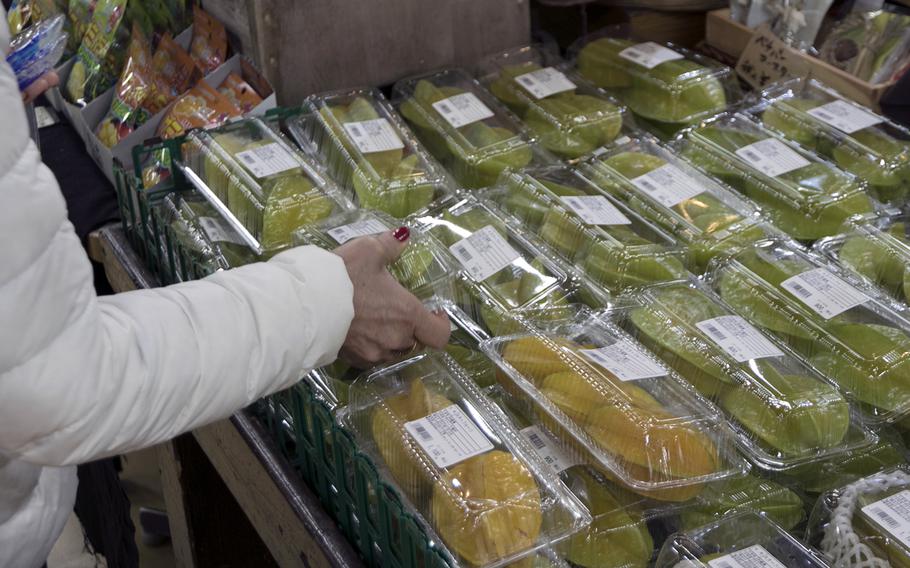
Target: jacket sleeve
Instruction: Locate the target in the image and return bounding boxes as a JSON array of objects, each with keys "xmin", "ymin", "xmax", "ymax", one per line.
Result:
[{"xmin": 0, "ymin": 53, "xmax": 354, "ymax": 467}]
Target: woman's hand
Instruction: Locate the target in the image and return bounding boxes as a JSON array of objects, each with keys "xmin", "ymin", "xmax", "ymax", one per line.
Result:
[
  {"xmin": 334, "ymin": 227, "xmax": 451, "ymax": 368},
  {"xmin": 21, "ymin": 71, "xmax": 58, "ymax": 104}
]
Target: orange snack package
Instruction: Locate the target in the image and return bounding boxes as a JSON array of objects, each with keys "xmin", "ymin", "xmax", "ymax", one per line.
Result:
[
  {"xmin": 96, "ymin": 24, "xmax": 156, "ymax": 148},
  {"xmin": 157, "ymin": 80, "xmax": 241, "ymax": 140},
  {"xmin": 145, "ymin": 33, "xmax": 198, "ymax": 115},
  {"xmin": 218, "ymin": 73, "xmax": 263, "ymax": 114},
  {"xmin": 190, "ymin": 6, "xmax": 227, "ymax": 75}
]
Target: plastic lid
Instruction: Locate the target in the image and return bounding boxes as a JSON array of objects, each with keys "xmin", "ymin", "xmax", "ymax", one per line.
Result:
[
  {"xmin": 476, "ymin": 44, "xmax": 627, "ymax": 161},
  {"xmin": 481, "ymin": 309, "xmax": 749, "ymax": 502},
  {"xmin": 293, "ymin": 88, "xmax": 452, "ymax": 218},
  {"xmin": 391, "ymin": 68, "xmax": 551, "ymax": 188},
  {"xmin": 814, "ymin": 216, "xmax": 910, "ymax": 308},
  {"xmin": 294, "ymin": 209, "xmax": 452, "ymax": 302},
  {"xmin": 614, "ymin": 280, "xmax": 877, "ymax": 470},
  {"xmin": 568, "ymin": 28, "xmax": 739, "ymax": 126},
  {"xmin": 582, "ymin": 134, "xmax": 772, "ymax": 272},
  {"xmin": 655, "ymin": 511, "xmax": 829, "ymax": 568},
  {"xmin": 345, "ymin": 351, "xmax": 591, "ymax": 568},
  {"xmin": 180, "ymin": 118, "xmax": 349, "ymax": 252},
  {"xmin": 485, "ymin": 166, "xmax": 689, "ymax": 292},
  {"xmin": 751, "ymin": 78, "xmax": 910, "ymax": 205},
  {"xmin": 676, "ymin": 112, "xmax": 877, "ymax": 242},
  {"xmin": 707, "ymin": 238, "xmax": 910, "ymax": 424}
]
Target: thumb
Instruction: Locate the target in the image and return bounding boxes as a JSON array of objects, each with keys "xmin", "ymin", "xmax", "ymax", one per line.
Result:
[
  {"xmin": 373, "ymin": 226, "xmax": 411, "ymax": 267},
  {"xmin": 414, "ymin": 306, "xmax": 452, "ymax": 350}
]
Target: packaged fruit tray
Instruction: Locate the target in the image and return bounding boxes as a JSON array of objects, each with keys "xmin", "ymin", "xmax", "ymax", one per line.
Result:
[
  {"xmin": 814, "ymin": 215, "xmax": 910, "ymax": 309},
  {"xmin": 294, "ymin": 208, "xmax": 453, "ymax": 303},
  {"xmin": 808, "ymin": 465, "xmax": 910, "ymax": 568},
  {"xmin": 744, "ymin": 78, "xmax": 910, "ymax": 205},
  {"xmin": 484, "ymin": 166, "xmax": 690, "ymax": 294},
  {"xmin": 581, "ymin": 134, "xmax": 777, "ymax": 273},
  {"xmin": 706, "ymin": 238, "xmax": 910, "ymax": 426},
  {"xmin": 568, "ymin": 28, "xmax": 740, "ymax": 139},
  {"xmin": 610, "ymin": 280, "xmax": 877, "ymax": 472},
  {"xmin": 475, "ymin": 44, "xmax": 629, "ymax": 162},
  {"xmin": 180, "ymin": 117, "xmax": 352, "ymax": 254},
  {"xmin": 488, "ymin": 386, "xmax": 808, "ymax": 567},
  {"xmin": 674, "ymin": 112, "xmax": 881, "ymax": 243},
  {"xmin": 655, "ymin": 510, "xmax": 829, "ymax": 568},
  {"xmin": 481, "ymin": 308, "xmax": 750, "ymax": 503},
  {"xmin": 392, "ymin": 68, "xmax": 554, "ymax": 188},
  {"xmin": 342, "ymin": 351, "xmax": 592, "ymax": 568},
  {"xmin": 292, "ymin": 88, "xmax": 452, "ymax": 218}
]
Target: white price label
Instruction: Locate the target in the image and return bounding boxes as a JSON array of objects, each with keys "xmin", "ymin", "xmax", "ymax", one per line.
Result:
[
  {"xmin": 198, "ymin": 216, "xmax": 246, "ymax": 246},
  {"xmin": 807, "ymin": 99, "xmax": 883, "ymax": 134},
  {"xmin": 734, "ymin": 138, "xmax": 810, "ymax": 177},
  {"xmin": 630, "ymin": 163, "xmax": 705, "ymax": 208},
  {"xmin": 618, "ymin": 42, "xmax": 684, "ymax": 69},
  {"xmin": 432, "ymin": 92, "xmax": 495, "ymax": 128},
  {"xmin": 342, "ymin": 118, "xmax": 405, "ymax": 154},
  {"xmin": 514, "ymin": 67, "xmax": 577, "ymax": 99},
  {"xmin": 234, "ymin": 142, "xmax": 299, "ymax": 178},
  {"xmin": 327, "ymin": 218, "xmax": 388, "ymax": 244},
  {"xmin": 404, "ymin": 405, "xmax": 494, "ymax": 469},
  {"xmin": 561, "ymin": 195, "xmax": 631, "ymax": 226},
  {"xmin": 450, "ymin": 225, "xmax": 521, "ymax": 282},
  {"xmin": 696, "ymin": 315, "xmax": 784, "ymax": 362},
  {"xmin": 520, "ymin": 425, "xmax": 577, "ymax": 474},
  {"xmin": 581, "ymin": 340, "xmax": 667, "ymax": 382},
  {"xmin": 862, "ymin": 490, "xmax": 910, "ymax": 548},
  {"xmin": 781, "ymin": 267, "xmax": 869, "ymax": 319},
  {"xmin": 707, "ymin": 545, "xmax": 788, "ymax": 568}
]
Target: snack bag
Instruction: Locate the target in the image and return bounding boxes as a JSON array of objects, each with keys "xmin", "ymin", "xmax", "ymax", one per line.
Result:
[
  {"xmin": 144, "ymin": 33, "xmax": 197, "ymax": 115},
  {"xmin": 65, "ymin": 0, "xmax": 127, "ymax": 105},
  {"xmin": 218, "ymin": 73, "xmax": 262, "ymax": 114},
  {"xmin": 65, "ymin": 0, "xmax": 92, "ymax": 55},
  {"xmin": 95, "ymin": 24, "xmax": 155, "ymax": 148},
  {"xmin": 189, "ymin": 6, "xmax": 226, "ymax": 74},
  {"xmin": 157, "ymin": 79, "xmax": 240, "ymax": 140}
]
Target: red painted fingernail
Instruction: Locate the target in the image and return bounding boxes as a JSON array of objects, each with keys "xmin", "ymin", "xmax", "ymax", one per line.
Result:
[{"xmin": 393, "ymin": 227, "xmax": 410, "ymax": 242}]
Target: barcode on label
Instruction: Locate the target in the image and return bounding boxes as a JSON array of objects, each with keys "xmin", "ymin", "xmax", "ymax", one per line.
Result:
[
  {"xmin": 413, "ymin": 424, "xmax": 433, "ymax": 441},
  {"xmin": 527, "ymin": 432, "xmax": 546, "ymax": 450},
  {"xmin": 348, "ymin": 125, "xmax": 362, "ymax": 136},
  {"xmin": 240, "ymin": 154, "xmax": 255, "ymax": 164},
  {"xmin": 814, "ymin": 111, "xmax": 832, "ymax": 120},
  {"xmin": 438, "ymin": 102, "xmax": 451, "ymax": 112},
  {"xmin": 789, "ymin": 282, "xmax": 812, "ymax": 298},
  {"xmin": 638, "ymin": 179, "xmax": 657, "ymax": 192},
  {"xmin": 702, "ymin": 323, "xmax": 726, "ymax": 340},
  {"xmin": 743, "ymin": 150, "xmax": 760, "ymax": 161},
  {"xmin": 876, "ymin": 509, "xmax": 901, "ymax": 529},
  {"xmin": 455, "ymin": 244, "xmax": 473, "ymax": 261}
]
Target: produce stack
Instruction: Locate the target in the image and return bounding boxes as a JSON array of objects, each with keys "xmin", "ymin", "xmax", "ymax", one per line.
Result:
[{"xmin": 112, "ymin": 25, "xmax": 910, "ymax": 568}]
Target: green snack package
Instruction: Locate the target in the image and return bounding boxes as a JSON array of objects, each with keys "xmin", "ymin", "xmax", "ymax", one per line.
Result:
[
  {"xmin": 393, "ymin": 71, "xmax": 536, "ymax": 188},
  {"xmin": 65, "ymin": 0, "xmax": 128, "ymax": 105},
  {"xmin": 681, "ymin": 115, "xmax": 874, "ymax": 241},
  {"xmin": 297, "ymin": 89, "xmax": 447, "ymax": 218}
]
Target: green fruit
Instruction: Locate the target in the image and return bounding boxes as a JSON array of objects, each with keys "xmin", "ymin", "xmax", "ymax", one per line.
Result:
[
  {"xmin": 451, "ymin": 123, "xmax": 533, "ymax": 188},
  {"xmin": 627, "ymin": 59, "xmax": 727, "ymax": 125},
  {"xmin": 390, "ymin": 242, "xmax": 438, "ymax": 293},
  {"xmin": 833, "ymin": 129, "xmax": 910, "ymax": 204},
  {"xmin": 576, "ymin": 38, "xmax": 634, "ymax": 89},
  {"xmin": 780, "ymin": 437, "xmax": 906, "ymax": 495},
  {"xmin": 524, "ymin": 94, "xmax": 622, "ymax": 160},
  {"xmin": 261, "ymin": 175, "xmax": 335, "ymax": 250},
  {"xmin": 681, "ymin": 475, "xmax": 805, "ymax": 531},
  {"xmin": 445, "ymin": 344, "xmax": 496, "ymax": 387},
  {"xmin": 489, "ymin": 62, "xmax": 541, "ymax": 114},
  {"xmin": 603, "ymin": 151, "xmax": 667, "ymax": 179},
  {"xmin": 582, "ymin": 236, "xmax": 687, "ymax": 292},
  {"xmin": 762, "ymin": 98, "xmax": 826, "ymax": 150},
  {"xmin": 839, "ymin": 225, "xmax": 907, "ymax": 299},
  {"xmin": 720, "ymin": 362, "xmax": 850, "ymax": 455},
  {"xmin": 561, "ymin": 469, "xmax": 653, "ymax": 568}
]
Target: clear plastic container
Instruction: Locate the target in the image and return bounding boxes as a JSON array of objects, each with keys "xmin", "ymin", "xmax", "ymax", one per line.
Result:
[
  {"xmin": 155, "ymin": 192, "xmax": 221, "ymax": 279},
  {"xmin": 484, "ymin": 166, "xmax": 690, "ymax": 293},
  {"xmin": 706, "ymin": 238, "xmax": 910, "ymax": 425},
  {"xmin": 481, "ymin": 309, "xmax": 750, "ymax": 503},
  {"xmin": 568, "ymin": 28, "xmax": 739, "ymax": 133},
  {"xmin": 476, "ymin": 44, "xmax": 628, "ymax": 162},
  {"xmin": 581, "ymin": 134, "xmax": 775, "ymax": 272},
  {"xmin": 174, "ymin": 191, "xmax": 262, "ymax": 269},
  {"xmin": 392, "ymin": 68, "xmax": 553, "ymax": 188},
  {"xmin": 612, "ymin": 280, "xmax": 877, "ymax": 471},
  {"xmin": 180, "ymin": 118, "xmax": 351, "ymax": 253},
  {"xmin": 655, "ymin": 511, "xmax": 829, "ymax": 568},
  {"xmin": 808, "ymin": 466, "xmax": 910, "ymax": 568},
  {"xmin": 294, "ymin": 209, "xmax": 452, "ymax": 302},
  {"xmin": 814, "ymin": 215, "xmax": 910, "ymax": 307},
  {"xmin": 292, "ymin": 88, "xmax": 452, "ymax": 218},
  {"xmin": 412, "ymin": 195, "xmax": 578, "ymax": 312},
  {"xmin": 433, "ymin": 299, "xmax": 498, "ymax": 389},
  {"xmin": 745, "ymin": 78, "xmax": 910, "ymax": 205},
  {"xmin": 675, "ymin": 112, "xmax": 878, "ymax": 242},
  {"xmin": 344, "ymin": 351, "xmax": 591, "ymax": 568}
]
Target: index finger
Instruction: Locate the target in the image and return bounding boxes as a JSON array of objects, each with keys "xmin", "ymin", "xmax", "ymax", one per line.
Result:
[{"xmin": 412, "ymin": 303, "xmax": 451, "ymax": 350}]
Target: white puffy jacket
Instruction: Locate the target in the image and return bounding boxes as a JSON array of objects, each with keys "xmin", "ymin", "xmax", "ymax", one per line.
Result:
[{"xmin": 0, "ymin": 11, "xmax": 355, "ymax": 566}]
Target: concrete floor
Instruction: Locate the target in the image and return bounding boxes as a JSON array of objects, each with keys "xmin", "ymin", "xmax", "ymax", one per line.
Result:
[{"xmin": 48, "ymin": 447, "xmax": 176, "ymax": 568}]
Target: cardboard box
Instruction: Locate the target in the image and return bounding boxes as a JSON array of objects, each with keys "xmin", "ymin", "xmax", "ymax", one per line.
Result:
[
  {"xmin": 705, "ymin": 8, "xmax": 896, "ymax": 110},
  {"xmin": 45, "ymin": 29, "xmax": 275, "ymax": 185}
]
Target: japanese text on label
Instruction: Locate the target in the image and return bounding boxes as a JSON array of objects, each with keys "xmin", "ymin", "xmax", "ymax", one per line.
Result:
[
  {"xmin": 781, "ymin": 267, "xmax": 869, "ymax": 319},
  {"xmin": 450, "ymin": 225, "xmax": 521, "ymax": 282},
  {"xmin": 580, "ymin": 340, "xmax": 667, "ymax": 382},
  {"xmin": 404, "ymin": 405, "xmax": 494, "ymax": 469},
  {"xmin": 432, "ymin": 93, "xmax": 495, "ymax": 128},
  {"xmin": 342, "ymin": 118, "xmax": 405, "ymax": 154},
  {"xmin": 234, "ymin": 142, "xmax": 299, "ymax": 178}
]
